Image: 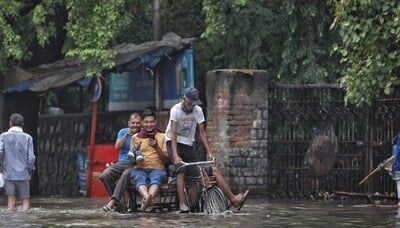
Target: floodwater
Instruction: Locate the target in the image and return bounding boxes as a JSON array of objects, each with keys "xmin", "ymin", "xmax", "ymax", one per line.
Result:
[{"xmin": 0, "ymin": 197, "xmax": 399, "ymax": 227}]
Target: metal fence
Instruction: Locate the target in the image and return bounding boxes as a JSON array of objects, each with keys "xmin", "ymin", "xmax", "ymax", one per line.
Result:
[
  {"xmin": 37, "ymin": 111, "xmax": 130, "ymax": 195},
  {"xmin": 267, "ymin": 84, "xmax": 400, "ymax": 198}
]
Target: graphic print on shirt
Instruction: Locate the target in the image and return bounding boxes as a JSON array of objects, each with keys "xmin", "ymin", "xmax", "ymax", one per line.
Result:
[{"xmin": 177, "ymin": 116, "xmax": 194, "ymax": 138}]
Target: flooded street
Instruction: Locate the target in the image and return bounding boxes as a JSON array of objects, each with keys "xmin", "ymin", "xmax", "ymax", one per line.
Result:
[{"xmin": 0, "ymin": 197, "xmax": 398, "ymax": 227}]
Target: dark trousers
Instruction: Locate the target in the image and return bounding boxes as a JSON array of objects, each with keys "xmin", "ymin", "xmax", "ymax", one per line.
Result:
[
  {"xmin": 166, "ymin": 141, "xmax": 212, "ymax": 177},
  {"xmin": 100, "ymin": 162, "xmax": 132, "ymax": 201}
]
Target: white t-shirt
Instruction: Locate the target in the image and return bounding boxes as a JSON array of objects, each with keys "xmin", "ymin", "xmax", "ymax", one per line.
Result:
[{"xmin": 165, "ymin": 102, "xmax": 205, "ymax": 146}]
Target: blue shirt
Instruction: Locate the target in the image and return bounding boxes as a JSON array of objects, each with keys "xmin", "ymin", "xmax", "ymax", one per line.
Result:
[
  {"xmin": 117, "ymin": 128, "xmax": 132, "ymax": 164},
  {"xmin": 0, "ymin": 127, "xmax": 35, "ymax": 181}
]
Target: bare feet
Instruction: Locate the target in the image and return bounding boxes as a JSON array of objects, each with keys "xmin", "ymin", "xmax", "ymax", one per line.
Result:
[
  {"xmin": 148, "ymin": 194, "xmax": 154, "ymax": 207},
  {"xmin": 231, "ymin": 190, "xmax": 250, "ymax": 209},
  {"xmin": 140, "ymin": 195, "xmax": 151, "ymax": 212}
]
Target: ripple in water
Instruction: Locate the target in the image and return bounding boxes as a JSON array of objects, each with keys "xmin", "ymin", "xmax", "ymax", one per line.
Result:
[{"xmin": 0, "ymin": 197, "xmax": 396, "ymax": 227}]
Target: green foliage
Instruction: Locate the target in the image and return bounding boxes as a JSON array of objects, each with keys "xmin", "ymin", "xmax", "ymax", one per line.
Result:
[
  {"xmin": 276, "ymin": 1, "xmax": 340, "ymax": 83},
  {"xmin": 109, "ymin": 0, "xmax": 205, "ymax": 44},
  {"xmin": 200, "ymin": 0, "xmax": 340, "ymax": 84},
  {"xmin": 333, "ymin": 0, "xmax": 400, "ymax": 106},
  {"xmin": 2, "ymin": 0, "xmax": 134, "ymax": 76},
  {"xmin": 201, "ymin": 0, "xmax": 273, "ymax": 69},
  {"xmin": 1, "ymin": 0, "xmax": 340, "ymax": 85},
  {"xmin": 64, "ymin": 0, "xmax": 133, "ymax": 76},
  {"xmin": 161, "ymin": 0, "xmax": 205, "ymax": 38},
  {"xmin": 113, "ymin": 0, "xmax": 153, "ymax": 44},
  {"xmin": 0, "ymin": 0, "xmax": 24, "ymax": 72},
  {"xmin": 32, "ymin": 0, "xmax": 62, "ymax": 46}
]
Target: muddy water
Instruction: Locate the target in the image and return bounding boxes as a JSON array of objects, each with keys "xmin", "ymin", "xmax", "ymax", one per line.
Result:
[{"xmin": 0, "ymin": 197, "xmax": 398, "ymax": 227}]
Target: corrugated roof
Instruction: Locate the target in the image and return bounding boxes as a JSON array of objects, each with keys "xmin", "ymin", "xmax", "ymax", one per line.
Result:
[{"xmin": 5, "ymin": 32, "xmax": 195, "ymax": 93}]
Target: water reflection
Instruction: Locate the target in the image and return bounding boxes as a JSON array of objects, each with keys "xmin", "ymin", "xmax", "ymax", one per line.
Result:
[{"xmin": 0, "ymin": 197, "xmax": 397, "ymax": 227}]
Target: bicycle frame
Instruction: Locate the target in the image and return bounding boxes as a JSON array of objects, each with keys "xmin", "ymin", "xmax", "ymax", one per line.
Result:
[{"xmin": 175, "ymin": 159, "xmax": 215, "ymax": 173}]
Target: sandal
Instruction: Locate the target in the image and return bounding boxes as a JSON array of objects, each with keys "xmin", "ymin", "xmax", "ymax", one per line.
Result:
[
  {"xmin": 102, "ymin": 204, "xmax": 114, "ymax": 212},
  {"xmin": 179, "ymin": 204, "xmax": 190, "ymax": 213},
  {"xmin": 236, "ymin": 190, "xmax": 250, "ymax": 211}
]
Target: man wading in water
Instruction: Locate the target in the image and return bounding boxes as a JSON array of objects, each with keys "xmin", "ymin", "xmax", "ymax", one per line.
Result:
[
  {"xmin": 165, "ymin": 87, "xmax": 249, "ymax": 213},
  {"xmin": 0, "ymin": 113, "xmax": 35, "ymax": 210}
]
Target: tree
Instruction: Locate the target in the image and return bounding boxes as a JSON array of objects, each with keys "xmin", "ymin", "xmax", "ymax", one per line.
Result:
[
  {"xmin": 276, "ymin": 1, "xmax": 340, "ymax": 83},
  {"xmin": 0, "ymin": 0, "xmax": 143, "ymax": 76},
  {"xmin": 34, "ymin": 0, "xmax": 134, "ymax": 76},
  {"xmin": 1, "ymin": 0, "xmax": 341, "ymax": 84},
  {"xmin": 200, "ymin": 0, "xmax": 274, "ymax": 70},
  {"xmin": 200, "ymin": 0, "xmax": 340, "ymax": 84},
  {"xmin": 0, "ymin": 1, "xmax": 25, "ymax": 72},
  {"xmin": 0, "ymin": 0, "xmax": 207, "ymax": 76},
  {"xmin": 333, "ymin": 0, "xmax": 400, "ymax": 106}
]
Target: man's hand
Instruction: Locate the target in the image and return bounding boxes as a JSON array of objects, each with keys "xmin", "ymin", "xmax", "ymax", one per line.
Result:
[
  {"xmin": 128, "ymin": 128, "xmax": 135, "ymax": 135},
  {"xmin": 148, "ymin": 138, "xmax": 158, "ymax": 148},
  {"xmin": 207, "ymin": 153, "xmax": 214, "ymax": 161},
  {"xmin": 173, "ymin": 155, "xmax": 182, "ymax": 165}
]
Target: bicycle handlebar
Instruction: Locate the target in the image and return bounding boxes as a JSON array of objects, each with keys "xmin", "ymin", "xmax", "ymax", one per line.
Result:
[{"xmin": 175, "ymin": 158, "xmax": 214, "ymax": 173}]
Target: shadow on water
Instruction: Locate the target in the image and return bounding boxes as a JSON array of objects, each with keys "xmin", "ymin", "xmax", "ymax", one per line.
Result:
[{"xmin": 0, "ymin": 197, "xmax": 399, "ymax": 227}]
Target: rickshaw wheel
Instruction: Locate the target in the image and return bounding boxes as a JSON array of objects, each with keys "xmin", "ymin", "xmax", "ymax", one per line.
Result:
[{"xmin": 200, "ymin": 186, "xmax": 229, "ymax": 214}]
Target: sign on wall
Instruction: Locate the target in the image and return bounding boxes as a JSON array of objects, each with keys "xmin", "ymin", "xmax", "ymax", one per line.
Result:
[{"xmin": 108, "ymin": 69, "xmax": 154, "ymax": 111}]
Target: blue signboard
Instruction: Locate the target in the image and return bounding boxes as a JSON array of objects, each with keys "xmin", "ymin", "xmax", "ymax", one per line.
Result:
[
  {"xmin": 108, "ymin": 69, "xmax": 154, "ymax": 111},
  {"xmin": 108, "ymin": 48, "xmax": 195, "ymax": 111}
]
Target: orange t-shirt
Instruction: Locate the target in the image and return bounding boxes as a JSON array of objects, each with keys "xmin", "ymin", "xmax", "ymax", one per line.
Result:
[{"xmin": 131, "ymin": 132, "xmax": 167, "ymax": 169}]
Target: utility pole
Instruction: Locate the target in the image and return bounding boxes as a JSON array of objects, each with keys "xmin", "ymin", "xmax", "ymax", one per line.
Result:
[
  {"xmin": 153, "ymin": 0, "xmax": 161, "ymax": 41},
  {"xmin": 153, "ymin": 0, "xmax": 163, "ymax": 110}
]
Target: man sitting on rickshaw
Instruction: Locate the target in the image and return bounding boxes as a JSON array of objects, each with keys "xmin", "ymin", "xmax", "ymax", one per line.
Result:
[
  {"xmin": 131, "ymin": 109, "xmax": 168, "ymax": 212},
  {"xmin": 101, "ymin": 113, "xmax": 141, "ymax": 212}
]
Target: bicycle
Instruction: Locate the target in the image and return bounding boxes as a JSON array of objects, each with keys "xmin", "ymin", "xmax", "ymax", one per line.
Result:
[{"xmin": 175, "ymin": 159, "xmax": 229, "ymax": 214}]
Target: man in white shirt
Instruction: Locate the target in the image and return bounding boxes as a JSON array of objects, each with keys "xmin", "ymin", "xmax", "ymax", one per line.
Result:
[
  {"xmin": 0, "ymin": 113, "xmax": 35, "ymax": 210},
  {"xmin": 165, "ymin": 87, "xmax": 249, "ymax": 212}
]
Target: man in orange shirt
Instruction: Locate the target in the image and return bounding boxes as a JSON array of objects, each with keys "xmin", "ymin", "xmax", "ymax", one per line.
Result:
[{"xmin": 131, "ymin": 109, "xmax": 168, "ymax": 212}]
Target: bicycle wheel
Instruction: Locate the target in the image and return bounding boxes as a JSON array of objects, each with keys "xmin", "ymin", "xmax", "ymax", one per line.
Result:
[{"xmin": 200, "ymin": 186, "xmax": 229, "ymax": 214}]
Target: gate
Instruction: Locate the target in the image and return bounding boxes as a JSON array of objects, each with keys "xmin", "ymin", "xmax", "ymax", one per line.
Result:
[
  {"xmin": 267, "ymin": 84, "xmax": 400, "ymax": 198},
  {"xmin": 37, "ymin": 111, "xmax": 130, "ymax": 195}
]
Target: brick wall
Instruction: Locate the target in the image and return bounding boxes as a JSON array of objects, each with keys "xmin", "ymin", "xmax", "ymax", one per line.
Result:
[{"xmin": 206, "ymin": 69, "xmax": 269, "ymax": 195}]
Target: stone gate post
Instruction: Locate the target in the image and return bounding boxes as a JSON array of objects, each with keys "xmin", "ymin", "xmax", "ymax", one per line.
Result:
[{"xmin": 206, "ymin": 69, "xmax": 269, "ymax": 194}]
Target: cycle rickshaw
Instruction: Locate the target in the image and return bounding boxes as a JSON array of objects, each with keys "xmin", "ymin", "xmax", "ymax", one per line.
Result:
[{"xmin": 118, "ymin": 159, "xmax": 229, "ymax": 214}]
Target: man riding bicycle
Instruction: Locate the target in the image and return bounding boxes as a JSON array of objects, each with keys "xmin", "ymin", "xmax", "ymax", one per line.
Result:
[{"xmin": 165, "ymin": 87, "xmax": 249, "ymax": 213}]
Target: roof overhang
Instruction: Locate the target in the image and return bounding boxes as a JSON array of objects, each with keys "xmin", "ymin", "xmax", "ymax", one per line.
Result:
[{"xmin": 4, "ymin": 32, "xmax": 195, "ymax": 94}]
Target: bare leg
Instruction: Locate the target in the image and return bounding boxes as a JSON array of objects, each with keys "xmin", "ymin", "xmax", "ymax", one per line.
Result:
[
  {"xmin": 212, "ymin": 167, "xmax": 246, "ymax": 207},
  {"xmin": 7, "ymin": 195, "xmax": 16, "ymax": 210},
  {"xmin": 148, "ymin": 185, "xmax": 159, "ymax": 206},
  {"xmin": 22, "ymin": 199, "xmax": 30, "ymax": 210},
  {"xmin": 188, "ymin": 182, "xmax": 198, "ymax": 207},
  {"xmin": 177, "ymin": 173, "xmax": 189, "ymax": 211},
  {"xmin": 138, "ymin": 185, "xmax": 150, "ymax": 211},
  {"xmin": 148, "ymin": 185, "xmax": 159, "ymax": 198}
]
